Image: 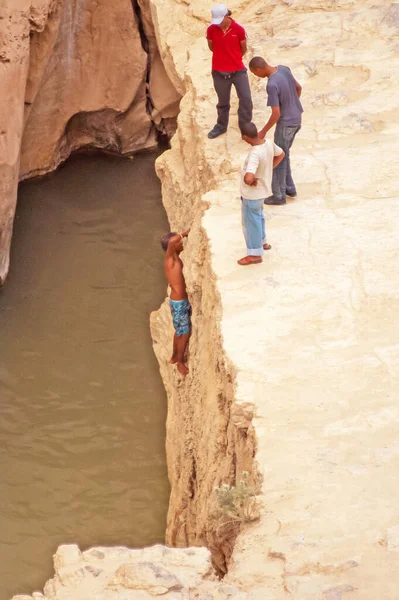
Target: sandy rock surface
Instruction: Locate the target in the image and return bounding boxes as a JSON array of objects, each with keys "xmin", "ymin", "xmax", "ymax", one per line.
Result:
[
  {"xmin": 11, "ymin": 544, "xmax": 248, "ymax": 600},
  {"xmin": 151, "ymin": 0, "xmax": 399, "ymax": 598}
]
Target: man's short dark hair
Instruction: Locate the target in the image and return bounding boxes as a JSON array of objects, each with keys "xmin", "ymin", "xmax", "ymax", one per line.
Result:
[
  {"xmin": 160, "ymin": 232, "xmax": 177, "ymax": 251},
  {"xmin": 241, "ymin": 122, "xmax": 258, "ymax": 139},
  {"xmin": 249, "ymin": 56, "xmax": 267, "ymax": 70}
]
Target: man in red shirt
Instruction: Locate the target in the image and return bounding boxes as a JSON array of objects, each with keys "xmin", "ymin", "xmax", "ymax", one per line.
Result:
[{"xmin": 206, "ymin": 4, "xmax": 253, "ymax": 139}]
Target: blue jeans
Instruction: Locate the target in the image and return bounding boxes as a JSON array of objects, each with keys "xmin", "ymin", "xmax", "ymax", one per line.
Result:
[
  {"xmin": 241, "ymin": 197, "xmax": 266, "ymax": 256},
  {"xmin": 271, "ymin": 123, "xmax": 301, "ymax": 202}
]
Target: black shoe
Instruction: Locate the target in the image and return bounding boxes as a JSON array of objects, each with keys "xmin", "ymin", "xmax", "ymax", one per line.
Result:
[
  {"xmin": 264, "ymin": 196, "xmax": 286, "ymax": 205},
  {"xmin": 208, "ymin": 124, "xmax": 227, "ymax": 139},
  {"xmin": 286, "ymin": 190, "xmax": 297, "ymax": 197}
]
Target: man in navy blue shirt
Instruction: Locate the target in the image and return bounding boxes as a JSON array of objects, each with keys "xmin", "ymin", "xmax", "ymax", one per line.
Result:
[{"xmin": 249, "ymin": 56, "xmax": 303, "ymax": 205}]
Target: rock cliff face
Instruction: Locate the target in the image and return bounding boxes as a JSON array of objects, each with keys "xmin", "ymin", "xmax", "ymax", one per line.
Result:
[
  {"xmin": 0, "ymin": 0, "xmax": 180, "ymax": 283},
  {"xmin": 152, "ymin": 0, "xmax": 399, "ymax": 597}
]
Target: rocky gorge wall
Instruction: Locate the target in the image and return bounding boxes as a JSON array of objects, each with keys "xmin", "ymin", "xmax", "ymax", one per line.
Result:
[
  {"xmin": 152, "ymin": 0, "xmax": 399, "ymax": 597},
  {"xmin": 8, "ymin": 0, "xmax": 399, "ymax": 599},
  {"xmin": 0, "ymin": 0, "xmax": 181, "ymax": 283}
]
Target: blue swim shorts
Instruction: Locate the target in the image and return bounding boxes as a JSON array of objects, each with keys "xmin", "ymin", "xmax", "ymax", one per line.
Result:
[{"xmin": 170, "ymin": 298, "xmax": 192, "ymax": 337}]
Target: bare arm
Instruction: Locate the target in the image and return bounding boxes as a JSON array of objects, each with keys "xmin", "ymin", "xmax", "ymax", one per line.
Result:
[
  {"xmin": 273, "ymin": 151, "xmax": 285, "ymax": 169},
  {"xmin": 240, "ymin": 40, "xmax": 247, "ymax": 56},
  {"xmin": 244, "ymin": 173, "xmax": 257, "ymax": 186},
  {"xmin": 207, "ymin": 40, "xmax": 213, "ymax": 52},
  {"xmin": 165, "ymin": 234, "xmax": 181, "ymax": 258},
  {"xmin": 259, "ymin": 106, "xmax": 281, "ymax": 139},
  {"xmin": 166, "ymin": 229, "xmax": 190, "ymax": 257},
  {"xmin": 295, "ymin": 79, "xmax": 302, "ymax": 98}
]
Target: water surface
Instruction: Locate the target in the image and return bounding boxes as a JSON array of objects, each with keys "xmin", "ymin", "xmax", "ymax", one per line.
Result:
[{"xmin": 0, "ymin": 153, "xmax": 170, "ymax": 599}]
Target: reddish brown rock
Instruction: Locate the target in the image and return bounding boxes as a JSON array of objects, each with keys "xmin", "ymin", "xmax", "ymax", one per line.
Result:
[{"xmin": 0, "ymin": 0, "xmax": 180, "ymax": 284}]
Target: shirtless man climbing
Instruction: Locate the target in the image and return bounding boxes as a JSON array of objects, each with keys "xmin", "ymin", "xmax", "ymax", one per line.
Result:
[{"xmin": 161, "ymin": 229, "xmax": 191, "ymax": 376}]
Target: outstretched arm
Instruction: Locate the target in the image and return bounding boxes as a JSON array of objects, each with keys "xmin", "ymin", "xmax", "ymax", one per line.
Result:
[
  {"xmin": 259, "ymin": 106, "xmax": 280, "ymax": 139},
  {"xmin": 166, "ymin": 229, "xmax": 190, "ymax": 257},
  {"xmin": 165, "ymin": 234, "xmax": 182, "ymax": 258}
]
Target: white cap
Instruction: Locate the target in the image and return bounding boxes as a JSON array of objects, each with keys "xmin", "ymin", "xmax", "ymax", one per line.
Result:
[{"xmin": 211, "ymin": 4, "xmax": 228, "ymax": 25}]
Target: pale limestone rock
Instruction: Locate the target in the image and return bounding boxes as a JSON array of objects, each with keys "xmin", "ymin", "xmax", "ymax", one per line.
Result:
[
  {"xmin": 83, "ymin": 565, "xmax": 103, "ymax": 578},
  {"xmin": 53, "ymin": 544, "xmax": 83, "ymax": 571},
  {"xmin": 387, "ymin": 526, "xmax": 399, "ymax": 552},
  {"xmin": 57, "ymin": 567, "xmax": 87, "ymax": 588},
  {"xmin": 323, "ymin": 585, "xmax": 356, "ymax": 600},
  {"xmin": 12, "ymin": 545, "xmax": 238, "ymax": 600},
  {"xmin": 111, "ymin": 562, "xmax": 183, "ymax": 594},
  {"xmin": 151, "ymin": 0, "xmax": 399, "ymax": 598},
  {"xmin": 191, "ymin": 585, "xmax": 249, "ymax": 600},
  {"xmin": 345, "ymin": 112, "xmax": 373, "ymax": 132},
  {"xmin": 323, "ymin": 91, "xmax": 348, "ymax": 106},
  {"xmin": 230, "ymin": 403, "xmax": 255, "ymax": 432},
  {"xmin": 303, "ymin": 60, "xmax": 317, "ymax": 77}
]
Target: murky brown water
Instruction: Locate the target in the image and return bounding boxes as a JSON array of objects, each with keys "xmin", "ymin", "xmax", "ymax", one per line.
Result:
[{"xmin": 0, "ymin": 153, "xmax": 170, "ymax": 600}]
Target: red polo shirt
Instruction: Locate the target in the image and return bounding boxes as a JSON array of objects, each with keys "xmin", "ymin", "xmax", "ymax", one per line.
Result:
[{"xmin": 206, "ymin": 19, "xmax": 247, "ymax": 72}]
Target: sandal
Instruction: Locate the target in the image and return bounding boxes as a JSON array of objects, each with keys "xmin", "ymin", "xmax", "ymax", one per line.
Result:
[{"xmin": 237, "ymin": 256, "xmax": 262, "ymax": 266}]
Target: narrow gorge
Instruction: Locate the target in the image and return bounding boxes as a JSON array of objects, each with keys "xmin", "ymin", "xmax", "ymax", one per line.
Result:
[
  {"xmin": 0, "ymin": 0, "xmax": 181, "ymax": 283},
  {"xmin": 2, "ymin": 0, "xmax": 399, "ymax": 599}
]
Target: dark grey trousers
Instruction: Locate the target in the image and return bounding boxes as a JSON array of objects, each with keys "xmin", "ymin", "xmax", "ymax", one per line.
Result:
[
  {"xmin": 272, "ymin": 123, "xmax": 301, "ymax": 202},
  {"xmin": 212, "ymin": 68, "xmax": 253, "ymax": 131}
]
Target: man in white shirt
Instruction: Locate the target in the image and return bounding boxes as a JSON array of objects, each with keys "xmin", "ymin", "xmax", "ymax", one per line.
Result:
[{"xmin": 238, "ymin": 122, "xmax": 285, "ymax": 265}]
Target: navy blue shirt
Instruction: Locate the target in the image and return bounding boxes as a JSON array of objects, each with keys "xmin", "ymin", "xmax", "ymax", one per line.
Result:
[{"xmin": 267, "ymin": 65, "xmax": 303, "ymax": 126}]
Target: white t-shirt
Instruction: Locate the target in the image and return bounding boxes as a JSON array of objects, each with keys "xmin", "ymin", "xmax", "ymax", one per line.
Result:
[{"xmin": 240, "ymin": 139, "xmax": 283, "ymax": 200}]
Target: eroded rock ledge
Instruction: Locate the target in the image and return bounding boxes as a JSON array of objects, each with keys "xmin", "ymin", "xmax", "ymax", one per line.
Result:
[
  {"xmin": 11, "ymin": 544, "xmax": 248, "ymax": 600},
  {"xmin": 153, "ymin": 0, "xmax": 399, "ymax": 597}
]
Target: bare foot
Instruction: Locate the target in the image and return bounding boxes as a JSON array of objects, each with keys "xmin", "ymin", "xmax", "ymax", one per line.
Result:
[
  {"xmin": 169, "ymin": 354, "xmax": 178, "ymax": 364},
  {"xmin": 238, "ymin": 256, "xmax": 262, "ymax": 266},
  {"xmin": 177, "ymin": 362, "xmax": 189, "ymax": 376},
  {"xmin": 263, "ymin": 243, "xmax": 272, "ymax": 250}
]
